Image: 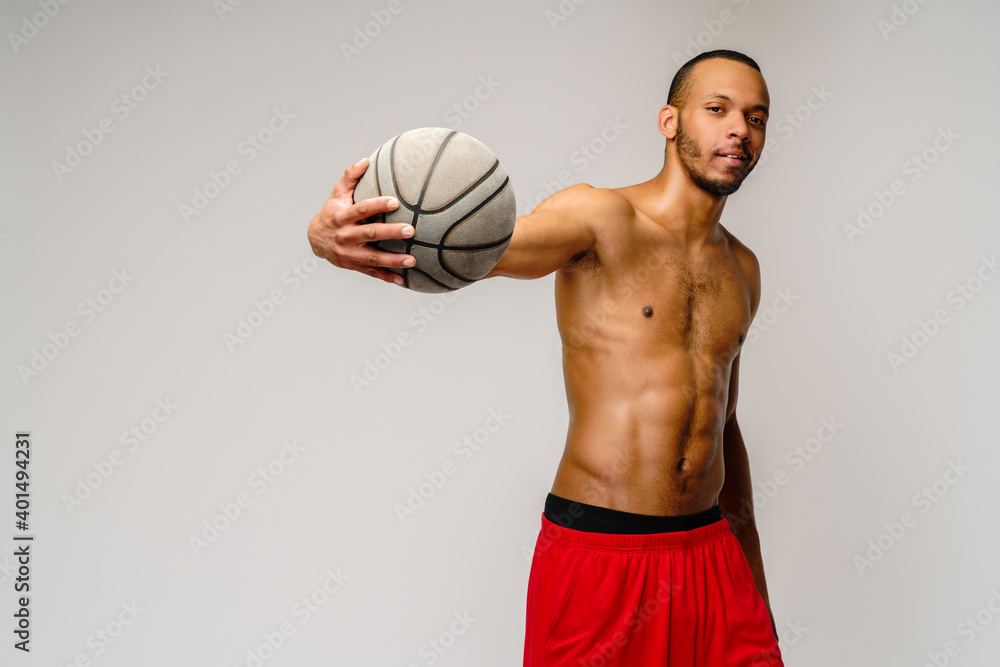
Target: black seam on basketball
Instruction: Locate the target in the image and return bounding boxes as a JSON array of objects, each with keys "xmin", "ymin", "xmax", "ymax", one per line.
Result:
[
  {"xmin": 415, "ymin": 131, "xmax": 458, "ymax": 212},
  {"xmin": 390, "ymin": 134, "xmax": 418, "ymax": 257},
  {"xmin": 405, "ymin": 266, "xmax": 461, "ymax": 291},
  {"xmin": 389, "ymin": 136, "xmax": 420, "ymax": 212},
  {"xmin": 440, "ymin": 234, "xmax": 512, "ymax": 278},
  {"xmin": 438, "ymin": 176, "xmax": 510, "ymax": 264},
  {"xmin": 441, "ymin": 176, "xmax": 510, "ymax": 244},
  {"xmin": 441, "ymin": 232, "xmax": 514, "ymax": 251},
  {"xmin": 422, "ymin": 160, "xmax": 501, "ymax": 213},
  {"xmin": 388, "ymin": 135, "xmax": 410, "ymax": 290},
  {"xmin": 393, "ymin": 131, "xmax": 455, "ymax": 260},
  {"xmin": 435, "ymin": 177, "xmax": 511, "ymax": 280},
  {"xmin": 406, "ymin": 130, "xmax": 456, "ymax": 262},
  {"xmin": 406, "ymin": 230, "xmax": 513, "ymax": 252}
]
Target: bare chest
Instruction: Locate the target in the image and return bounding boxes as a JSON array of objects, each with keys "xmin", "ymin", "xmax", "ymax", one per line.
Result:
[
  {"xmin": 559, "ymin": 242, "xmax": 752, "ymax": 356},
  {"xmin": 646, "ymin": 254, "xmax": 750, "ymax": 351}
]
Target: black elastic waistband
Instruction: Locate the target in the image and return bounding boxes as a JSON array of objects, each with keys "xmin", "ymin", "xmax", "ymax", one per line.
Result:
[{"xmin": 544, "ymin": 493, "xmax": 722, "ymax": 535}]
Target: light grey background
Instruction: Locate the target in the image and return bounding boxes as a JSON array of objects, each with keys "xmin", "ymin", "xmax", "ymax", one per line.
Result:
[{"xmin": 2, "ymin": 0, "xmax": 998, "ymax": 665}]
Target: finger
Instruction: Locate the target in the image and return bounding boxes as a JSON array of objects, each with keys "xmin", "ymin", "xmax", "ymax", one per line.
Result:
[
  {"xmin": 341, "ymin": 242, "xmax": 417, "ymax": 271},
  {"xmin": 342, "ymin": 220, "xmax": 415, "ymax": 247},
  {"xmin": 331, "ymin": 196, "xmax": 400, "ymax": 226},
  {"xmin": 330, "ymin": 158, "xmax": 370, "ymax": 200},
  {"xmin": 343, "ymin": 260, "xmax": 407, "ymax": 286}
]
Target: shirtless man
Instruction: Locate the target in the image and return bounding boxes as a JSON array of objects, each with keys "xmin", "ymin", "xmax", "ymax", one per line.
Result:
[{"xmin": 308, "ymin": 50, "xmax": 783, "ymax": 666}]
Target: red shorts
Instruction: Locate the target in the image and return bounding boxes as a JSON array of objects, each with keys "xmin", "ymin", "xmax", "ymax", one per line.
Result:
[{"xmin": 524, "ymin": 513, "xmax": 784, "ymax": 666}]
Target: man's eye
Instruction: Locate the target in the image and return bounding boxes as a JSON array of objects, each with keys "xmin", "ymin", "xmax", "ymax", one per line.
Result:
[{"xmin": 708, "ymin": 107, "xmax": 723, "ymax": 112}]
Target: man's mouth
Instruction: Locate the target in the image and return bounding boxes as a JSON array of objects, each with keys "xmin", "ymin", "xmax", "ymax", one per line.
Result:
[{"xmin": 716, "ymin": 150, "xmax": 749, "ymax": 167}]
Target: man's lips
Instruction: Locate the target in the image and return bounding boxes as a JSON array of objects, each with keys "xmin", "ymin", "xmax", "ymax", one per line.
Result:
[{"xmin": 715, "ymin": 150, "xmax": 750, "ymax": 167}]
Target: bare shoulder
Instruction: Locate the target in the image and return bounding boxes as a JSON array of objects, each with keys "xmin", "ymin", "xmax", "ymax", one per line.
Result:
[
  {"xmin": 535, "ymin": 183, "xmax": 635, "ymax": 221},
  {"xmin": 720, "ymin": 225, "xmax": 761, "ymax": 313},
  {"xmin": 545, "ymin": 184, "xmax": 636, "ymax": 272}
]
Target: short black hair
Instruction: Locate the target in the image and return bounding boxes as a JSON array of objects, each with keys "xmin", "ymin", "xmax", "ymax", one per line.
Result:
[{"xmin": 667, "ymin": 50, "xmax": 762, "ymax": 109}]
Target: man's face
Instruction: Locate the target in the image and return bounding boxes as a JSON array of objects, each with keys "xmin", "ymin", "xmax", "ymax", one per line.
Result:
[{"xmin": 672, "ymin": 59, "xmax": 770, "ymax": 197}]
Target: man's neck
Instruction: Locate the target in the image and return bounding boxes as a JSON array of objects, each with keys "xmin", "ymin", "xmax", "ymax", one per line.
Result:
[{"xmin": 635, "ymin": 164, "xmax": 729, "ymax": 248}]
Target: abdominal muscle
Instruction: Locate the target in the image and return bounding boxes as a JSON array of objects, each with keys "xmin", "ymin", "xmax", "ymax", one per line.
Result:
[{"xmin": 550, "ymin": 343, "xmax": 730, "ymax": 517}]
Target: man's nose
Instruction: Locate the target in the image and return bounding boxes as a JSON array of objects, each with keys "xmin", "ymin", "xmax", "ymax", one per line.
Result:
[{"xmin": 727, "ymin": 117, "xmax": 750, "ymax": 142}]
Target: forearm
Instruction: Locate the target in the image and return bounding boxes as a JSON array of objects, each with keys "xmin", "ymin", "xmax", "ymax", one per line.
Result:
[{"xmin": 719, "ymin": 416, "xmax": 777, "ymax": 637}]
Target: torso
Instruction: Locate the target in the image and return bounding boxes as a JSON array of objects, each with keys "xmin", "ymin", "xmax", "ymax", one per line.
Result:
[{"xmin": 550, "ymin": 186, "xmax": 756, "ymax": 516}]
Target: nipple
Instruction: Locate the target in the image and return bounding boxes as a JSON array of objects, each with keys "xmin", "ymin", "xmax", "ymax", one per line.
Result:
[{"xmin": 642, "ymin": 306, "xmax": 653, "ymax": 318}]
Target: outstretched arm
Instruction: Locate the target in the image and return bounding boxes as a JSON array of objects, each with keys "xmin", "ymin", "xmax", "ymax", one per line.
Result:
[{"xmin": 309, "ymin": 161, "xmax": 605, "ymax": 285}]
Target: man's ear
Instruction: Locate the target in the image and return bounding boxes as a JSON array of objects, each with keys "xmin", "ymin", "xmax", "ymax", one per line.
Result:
[{"xmin": 658, "ymin": 104, "xmax": 679, "ymax": 140}]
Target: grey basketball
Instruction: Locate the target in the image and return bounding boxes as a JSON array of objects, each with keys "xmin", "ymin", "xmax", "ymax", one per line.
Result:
[{"xmin": 353, "ymin": 127, "xmax": 516, "ymax": 293}]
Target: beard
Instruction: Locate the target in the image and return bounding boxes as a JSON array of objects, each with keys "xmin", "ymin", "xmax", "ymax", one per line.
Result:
[{"xmin": 674, "ymin": 117, "xmax": 755, "ymax": 197}]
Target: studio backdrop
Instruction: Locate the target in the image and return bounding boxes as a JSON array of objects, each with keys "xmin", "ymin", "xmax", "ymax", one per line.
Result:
[{"xmin": 3, "ymin": 0, "xmax": 998, "ymax": 665}]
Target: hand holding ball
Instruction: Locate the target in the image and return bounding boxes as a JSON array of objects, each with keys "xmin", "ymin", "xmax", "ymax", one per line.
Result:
[{"xmin": 352, "ymin": 127, "xmax": 516, "ymax": 293}]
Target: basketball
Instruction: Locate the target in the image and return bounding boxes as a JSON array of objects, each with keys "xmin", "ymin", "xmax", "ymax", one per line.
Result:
[{"xmin": 353, "ymin": 127, "xmax": 517, "ymax": 293}]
